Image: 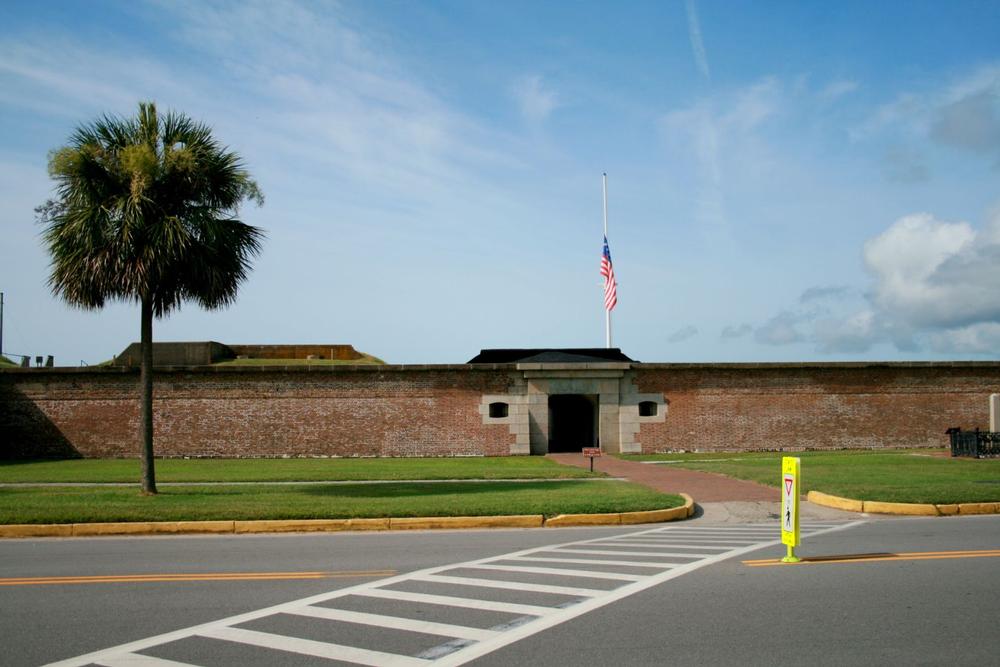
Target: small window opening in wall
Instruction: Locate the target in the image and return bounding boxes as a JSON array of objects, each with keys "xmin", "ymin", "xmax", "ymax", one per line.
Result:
[
  {"xmin": 489, "ymin": 402, "xmax": 509, "ymax": 418},
  {"xmin": 638, "ymin": 401, "xmax": 658, "ymax": 417}
]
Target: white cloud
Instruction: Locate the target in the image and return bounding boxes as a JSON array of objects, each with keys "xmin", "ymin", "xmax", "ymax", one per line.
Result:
[
  {"xmin": 753, "ymin": 208, "xmax": 1000, "ymax": 355},
  {"xmin": 863, "ymin": 212, "xmax": 1000, "ymax": 329},
  {"xmin": 511, "ymin": 75, "xmax": 559, "ymax": 123},
  {"xmin": 929, "ymin": 323, "xmax": 1000, "ymax": 353},
  {"xmin": 814, "ymin": 310, "xmax": 878, "ymax": 353}
]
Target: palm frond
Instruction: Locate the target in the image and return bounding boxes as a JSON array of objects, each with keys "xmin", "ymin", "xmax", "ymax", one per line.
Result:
[{"xmin": 39, "ymin": 101, "xmax": 264, "ymax": 315}]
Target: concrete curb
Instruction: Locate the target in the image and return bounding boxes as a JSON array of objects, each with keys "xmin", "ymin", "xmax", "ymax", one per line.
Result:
[
  {"xmin": 545, "ymin": 493, "xmax": 695, "ymax": 527},
  {"xmin": 806, "ymin": 490, "xmax": 1000, "ymax": 516},
  {"xmin": 0, "ymin": 495, "xmax": 695, "ymax": 538}
]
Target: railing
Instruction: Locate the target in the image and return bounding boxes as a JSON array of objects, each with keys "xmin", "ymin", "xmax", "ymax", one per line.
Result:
[{"xmin": 947, "ymin": 428, "xmax": 1000, "ymax": 458}]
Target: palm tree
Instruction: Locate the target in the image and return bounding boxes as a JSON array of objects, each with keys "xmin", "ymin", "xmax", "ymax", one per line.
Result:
[{"xmin": 37, "ymin": 102, "xmax": 264, "ymax": 494}]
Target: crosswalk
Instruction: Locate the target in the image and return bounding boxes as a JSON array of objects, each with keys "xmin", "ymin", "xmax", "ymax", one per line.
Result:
[{"xmin": 49, "ymin": 521, "xmax": 862, "ymax": 667}]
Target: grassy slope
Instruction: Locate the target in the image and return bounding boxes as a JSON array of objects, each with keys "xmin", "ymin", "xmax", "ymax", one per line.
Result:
[
  {"xmin": 0, "ymin": 481, "xmax": 682, "ymax": 524},
  {"xmin": 621, "ymin": 450, "xmax": 1000, "ymax": 504},
  {"xmin": 0, "ymin": 457, "xmax": 600, "ymax": 483},
  {"xmin": 212, "ymin": 353, "xmax": 385, "ymax": 366}
]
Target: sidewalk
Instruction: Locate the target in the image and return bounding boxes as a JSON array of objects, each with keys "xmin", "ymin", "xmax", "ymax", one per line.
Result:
[
  {"xmin": 548, "ymin": 453, "xmax": 857, "ymax": 523},
  {"xmin": 548, "ymin": 453, "xmax": 777, "ymax": 502}
]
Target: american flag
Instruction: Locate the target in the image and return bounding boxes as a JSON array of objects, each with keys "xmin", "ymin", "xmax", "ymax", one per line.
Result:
[{"xmin": 600, "ymin": 235, "xmax": 617, "ymax": 312}]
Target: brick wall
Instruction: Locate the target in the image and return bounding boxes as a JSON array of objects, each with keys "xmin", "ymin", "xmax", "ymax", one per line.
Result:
[
  {"xmin": 0, "ymin": 366, "xmax": 516, "ymax": 458},
  {"xmin": 633, "ymin": 363, "xmax": 1000, "ymax": 453},
  {"xmin": 3, "ymin": 362, "xmax": 999, "ymax": 458}
]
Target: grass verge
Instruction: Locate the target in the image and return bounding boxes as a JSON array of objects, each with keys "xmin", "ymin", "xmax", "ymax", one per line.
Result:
[
  {"xmin": 212, "ymin": 354, "xmax": 385, "ymax": 366},
  {"xmin": 620, "ymin": 450, "xmax": 1000, "ymax": 504},
  {"xmin": 0, "ymin": 457, "xmax": 600, "ymax": 484},
  {"xmin": 0, "ymin": 481, "xmax": 682, "ymax": 524}
]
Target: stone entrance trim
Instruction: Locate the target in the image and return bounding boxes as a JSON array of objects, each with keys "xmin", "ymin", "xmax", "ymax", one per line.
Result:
[{"xmin": 480, "ymin": 361, "xmax": 665, "ymax": 455}]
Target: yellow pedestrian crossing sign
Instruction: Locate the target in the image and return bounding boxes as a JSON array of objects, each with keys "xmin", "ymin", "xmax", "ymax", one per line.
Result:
[{"xmin": 781, "ymin": 456, "xmax": 801, "ymax": 562}]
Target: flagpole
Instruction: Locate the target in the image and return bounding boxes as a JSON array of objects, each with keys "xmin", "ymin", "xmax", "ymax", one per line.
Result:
[{"xmin": 603, "ymin": 173, "xmax": 611, "ymax": 349}]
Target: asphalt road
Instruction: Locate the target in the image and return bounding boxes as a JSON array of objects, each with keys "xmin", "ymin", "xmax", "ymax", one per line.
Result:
[{"xmin": 1, "ymin": 515, "xmax": 998, "ymax": 666}]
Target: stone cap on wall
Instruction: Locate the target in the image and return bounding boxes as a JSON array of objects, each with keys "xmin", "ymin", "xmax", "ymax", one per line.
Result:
[
  {"xmin": 633, "ymin": 360, "xmax": 1000, "ymax": 369},
  {"xmin": 5, "ymin": 359, "xmax": 1000, "ymax": 376}
]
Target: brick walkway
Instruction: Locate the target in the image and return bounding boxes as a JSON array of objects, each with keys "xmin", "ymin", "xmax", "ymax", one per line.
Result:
[{"xmin": 548, "ymin": 453, "xmax": 778, "ymax": 502}]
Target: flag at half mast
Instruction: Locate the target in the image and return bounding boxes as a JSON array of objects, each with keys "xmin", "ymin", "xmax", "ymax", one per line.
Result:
[{"xmin": 600, "ymin": 235, "xmax": 618, "ymax": 311}]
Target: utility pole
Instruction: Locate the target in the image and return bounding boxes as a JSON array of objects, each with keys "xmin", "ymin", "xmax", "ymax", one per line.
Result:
[{"xmin": 0, "ymin": 291, "xmax": 4, "ymax": 361}]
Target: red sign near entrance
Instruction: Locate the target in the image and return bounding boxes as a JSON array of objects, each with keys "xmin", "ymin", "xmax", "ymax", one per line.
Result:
[
  {"xmin": 784, "ymin": 478, "xmax": 794, "ymax": 496},
  {"xmin": 582, "ymin": 447, "xmax": 601, "ymax": 472}
]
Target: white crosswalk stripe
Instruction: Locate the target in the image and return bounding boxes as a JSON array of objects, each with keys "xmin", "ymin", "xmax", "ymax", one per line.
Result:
[
  {"xmin": 47, "ymin": 521, "xmax": 863, "ymax": 667},
  {"xmin": 288, "ymin": 605, "xmax": 500, "ymax": 641},
  {"xmin": 95, "ymin": 654, "xmax": 199, "ymax": 667},
  {"xmin": 356, "ymin": 588, "xmax": 556, "ymax": 616},
  {"xmin": 198, "ymin": 626, "xmax": 430, "ymax": 666},
  {"xmin": 461, "ymin": 563, "xmax": 647, "ymax": 581},
  {"xmin": 506, "ymin": 555, "xmax": 679, "ymax": 568},
  {"xmin": 410, "ymin": 573, "xmax": 608, "ymax": 597}
]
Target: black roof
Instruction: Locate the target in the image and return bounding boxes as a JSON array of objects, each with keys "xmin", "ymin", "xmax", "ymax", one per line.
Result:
[{"xmin": 467, "ymin": 348, "xmax": 635, "ymax": 364}]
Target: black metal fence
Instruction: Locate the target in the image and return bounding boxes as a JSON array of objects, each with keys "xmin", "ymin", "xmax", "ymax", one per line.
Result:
[{"xmin": 947, "ymin": 427, "xmax": 1000, "ymax": 458}]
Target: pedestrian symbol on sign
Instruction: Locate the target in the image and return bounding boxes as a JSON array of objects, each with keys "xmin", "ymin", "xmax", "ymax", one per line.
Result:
[{"xmin": 780, "ymin": 457, "xmax": 801, "ymax": 563}]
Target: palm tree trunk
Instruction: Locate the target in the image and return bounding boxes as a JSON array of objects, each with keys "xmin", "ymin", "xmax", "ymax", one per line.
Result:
[{"xmin": 140, "ymin": 296, "xmax": 157, "ymax": 495}]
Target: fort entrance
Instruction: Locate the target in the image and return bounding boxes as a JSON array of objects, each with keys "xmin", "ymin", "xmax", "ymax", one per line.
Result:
[
  {"xmin": 474, "ymin": 349, "xmax": 666, "ymax": 456},
  {"xmin": 547, "ymin": 394, "xmax": 598, "ymax": 453}
]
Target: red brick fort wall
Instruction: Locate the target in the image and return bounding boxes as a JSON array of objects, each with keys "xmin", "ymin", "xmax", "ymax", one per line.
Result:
[
  {"xmin": 1, "ymin": 366, "xmax": 516, "ymax": 458},
  {"xmin": 633, "ymin": 362, "xmax": 999, "ymax": 453}
]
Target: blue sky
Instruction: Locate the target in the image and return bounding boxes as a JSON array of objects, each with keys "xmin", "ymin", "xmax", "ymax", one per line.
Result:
[{"xmin": 2, "ymin": 0, "xmax": 999, "ymax": 365}]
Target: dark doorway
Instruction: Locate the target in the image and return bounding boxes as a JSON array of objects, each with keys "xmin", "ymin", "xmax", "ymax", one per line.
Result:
[{"xmin": 548, "ymin": 394, "xmax": 598, "ymax": 453}]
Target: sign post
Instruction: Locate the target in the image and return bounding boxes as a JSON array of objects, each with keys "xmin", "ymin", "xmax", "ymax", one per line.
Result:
[
  {"xmin": 582, "ymin": 447, "xmax": 602, "ymax": 473},
  {"xmin": 781, "ymin": 456, "xmax": 801, "ymax": 563}
]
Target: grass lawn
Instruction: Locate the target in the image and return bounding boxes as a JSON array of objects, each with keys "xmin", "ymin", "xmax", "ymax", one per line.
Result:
[
  {"xmin": 620, "ymin": 450, "xmax": 1000, "ymax": 504},
  {"xmin": 0, "ymin": 456, "xmax": 599, "ymax": 484},
  {"xmin": 0, "ymin": 481, "xmax": 682, "ymax": 524}
]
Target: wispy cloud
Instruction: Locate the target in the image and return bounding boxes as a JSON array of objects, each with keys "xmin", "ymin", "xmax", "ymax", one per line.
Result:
[
  {"xmin": 511, "ymin": 75, "xmax": 559, "ymax": 123},
  {"xmin": 850, "ymin": 64, "xmax": 1000, "ymax": 168},
  {"xmin": 0, "ymin": 1, "xmax": 532, "ymax": 224},
  {"xmin": 720, "ymin": 323, "xmax": 752, "ymax": 339},
  {"xmin": 800, "ymin": 286, "xmax": 852, "ymax": 303},
  {"xmin": 668, "ymin": 325, "xmax": 699, "ymax": 343},
  {"xmin": 818, "ymin": 79, "xmax": 858, "ymax": 102},
  {"xmin": 660, "ymin": 77, "xmax": 783, "ymax": 240},
  {"xmin": 881, "ymin": 144, "xmax": 930, "ymax": 183},
  {"xmin": 685, "ymin": 0, "xmax": 711, "ymax": 82},
  {"xmin": 930, "ymin": 89, "xmax": 1000, "ymax": 165},
  {"xmin": 754, "ymin": 311, "xmax": 808, "ymax": 346}
]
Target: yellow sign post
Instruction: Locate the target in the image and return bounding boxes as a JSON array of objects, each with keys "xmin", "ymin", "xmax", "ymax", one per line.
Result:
[{"xmin": 780, "ymin": 456, "xmax": 801, "ymax": 563}]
